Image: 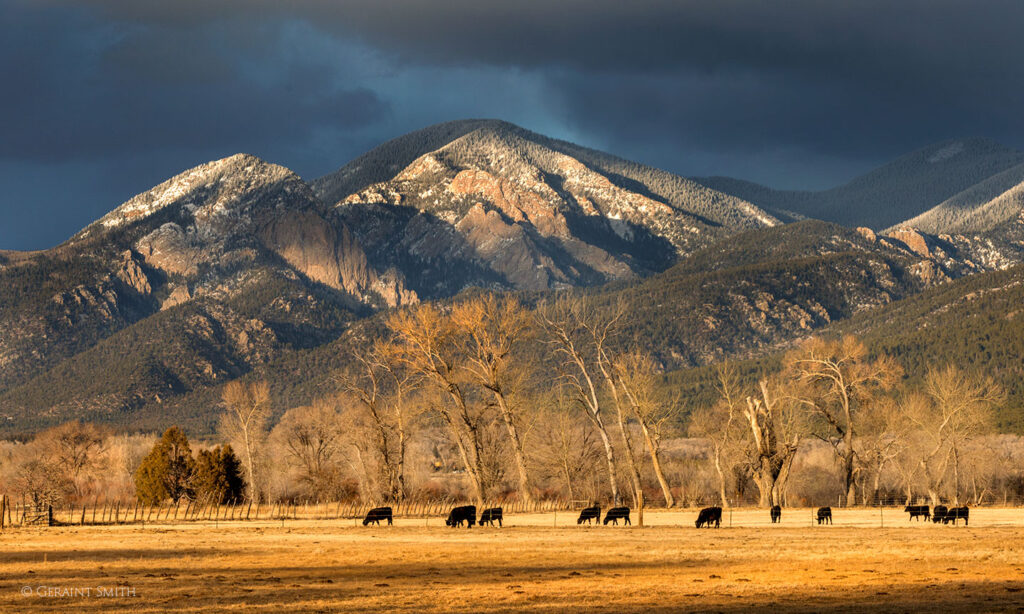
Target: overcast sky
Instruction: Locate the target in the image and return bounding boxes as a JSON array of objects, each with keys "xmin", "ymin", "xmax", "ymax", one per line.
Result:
[{"xmin": 3, "ymin": 0, "xmax": 1024, "ymax": 250}]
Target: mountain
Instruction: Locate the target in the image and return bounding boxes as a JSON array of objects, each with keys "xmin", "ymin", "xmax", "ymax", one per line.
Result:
[
  {"xmin": 895, "ymin": 162, "xmax": 1024, "ymax": 234},
  {"xmin": 0, "ymin": 121, "xmax": 787, "ymax": 434},
  {"xmin": 0, "ymin": 154, "xmax": 414, "ymax": 412},
  {"xmin": 696, "ymin": 138, "xmax": 1024, "ymax": 230},
  {"xmin": 313, "ymin": 120, "xmax": 780, "ymax": 297},
  {"xmin": 0, "ymin": 219, "xmax": 958, "ymax": 435},
  {"xmin": 3, "ymin": 121, "xmax": 1023, "ymax": 436}
]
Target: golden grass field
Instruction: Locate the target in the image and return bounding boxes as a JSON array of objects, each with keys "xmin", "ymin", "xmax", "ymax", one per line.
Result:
[{"xmin": 2, "ymin": 507, "xmax": 1024, "ymax": 613}]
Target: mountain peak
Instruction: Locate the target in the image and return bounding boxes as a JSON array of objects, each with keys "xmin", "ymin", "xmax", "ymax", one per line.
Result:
[
  {"xmin": 70, "ymin": 153, "xmax": 302, "ymax": 245},
  {"xmin": 698, "ymin": 137, "xmax": 1024, "ymax": 230}
]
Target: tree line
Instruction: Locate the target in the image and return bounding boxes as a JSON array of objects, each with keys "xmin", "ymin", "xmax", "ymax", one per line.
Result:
[{"xmin": 0, "ymin": 294, "xmax": 1021, "ymax": 513}]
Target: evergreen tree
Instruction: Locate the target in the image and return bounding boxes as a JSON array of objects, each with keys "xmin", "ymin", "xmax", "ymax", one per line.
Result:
[
  {"xmin": 192, "ymin": 444, "xmax": 246, "ymax": 504},
  {"xmin": 134, "ymin": 426, "xmax": 195, "ymax": 504}
]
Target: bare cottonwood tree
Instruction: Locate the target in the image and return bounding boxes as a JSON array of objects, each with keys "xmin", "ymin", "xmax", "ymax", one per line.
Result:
[
  {"xmin": 450, "ymin": 295, "xmax": 535, "ymax": 503},
  {"xmin": 388, "ymin": 304, "xmax": 490, "ymax": 505},
  {"xmin": 743, "ymin": 378, "xmax": 803, "ymax": 507},
  {"xmin": 789, "ymin": 335, "xmax": 901, "ymax": 506},
  {"xmin": 854, "ymin": 397, "xmax": 911, "ymax": 504},
  {"xmin": 688, "ymin": 363, "xmax": 748, "ymax": 507},
  {"xmin": 532, "ymin": 396, "xmax": 604, "ymax": 503},
  {"xmin": 903, "ymin": 365, "xmax": 1001, "ymax": 505},
  {"xmin": 34, "ymin": 421, "xmax": 110, "ymax": 497},
  {"xmin": 271, "ymin": 398, "xmax": 343, "ymax": 495},
  {"xmin": 220, "ymin": 380, "xmax": 272, "ymax": 502},
  {"xmin": 614, "ymin": 349, "xmax": 677, "ymax": 507},
  {"xmin": 340, "ymin": 339, "xmax": 421, "ymax": 502},
  {"xmin": 575, "ymin": 301, "xmax": 651, "ymax": 524},
  {"xmin": 537, "ymin": 295, "xmax": 621, "ymax": 505}
]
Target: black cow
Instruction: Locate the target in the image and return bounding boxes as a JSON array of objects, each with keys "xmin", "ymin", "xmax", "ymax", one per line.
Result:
[
  {"xmin": 696, "ymin": 506, "xmax": 722, "ymax": 528},
  {"xmin": 816, "ymin": 507, "xmax": 832, "ymax": 525},
  {"xmin": 931, "ymin": 505, "xmax": 948, "ymax": 524},
  {"xmin": 577, "ymin": 505, "xmax": 601, "ymax": 525},
  {"xmin": 362, "ymin": 506, "xmax": 393, "ymax": 526},
  {"xmin": 479, "ymin": 507, "xmax": 503, "ymax": 527},
  {"xmin": 603, "ymin": 507, "xmax": 631, "ymax": 525},
  {"xmin": 445, "ymin": 505, "xmax": 477, "ymax": 528},
  {"xmin": 770, "ymin": 505, "xmax": 782, "ymax": 523},
  {"xmin": 942, "ymin": 506, "xmax": 969, "ymax": 526},
  {"xmin": 904, "ymin": 505, "xmax": 930, "ymax": 521}
]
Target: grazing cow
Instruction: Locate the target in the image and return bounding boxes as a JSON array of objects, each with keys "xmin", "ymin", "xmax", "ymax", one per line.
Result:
[
  {"xmin": 904, "ymin": 505, "xmax": 930, "ymax": 521},
  {"xmin": 445, "ymin": 505, "xmax": 477, "ymax": 528},
  {"xmin": 942, "ymin": 506, "xmax": 969, "ymax": 526},
  {"xmin": 931, "ymin": 505, "xmax": 948, "ymax": 524},
  {"xmin": 816, "ymin": 507, "xmax": 832, "ymax": 525},
  {"xmin": 770, "ymin": 505, "xmax": 782, "ymax": 523},
  {"xmin": 479, "ymin": 507, "xmax": 503, "ymax": 527},
  {"xmin": 696, "ymin": 506, "xmax": 723, "ymax": 528},
  {"xmin": 577, "ymin": 505, "xmax": 601, "ymax": 525},
  {"xmin": 362, "ymin": 506, "xmax": 393, "ymax": 526},
  {"xmin": 603, "ymin": 507, "xmax": 631, "ymax": 525}
]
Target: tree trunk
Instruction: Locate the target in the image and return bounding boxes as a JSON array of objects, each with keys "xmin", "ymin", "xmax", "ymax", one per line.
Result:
[
  {"xmin": 561, "ymin": 456, "xmax": 575, "ymax": 503},
  {"xmin": 439, "ymin": 411, "xmax": 486, "ymax": 507},
  {"xmin": 609, "ymin": 376, "xmax": 644, "ymax": 525},
  {"xmin": 242, "ymin": 427, "xmax": 258, "ymax": 503},
  {"xmin": 753, "ymin": 458, "xmax": 775, "ymax": 508},
  {"xmin": 395, "ymin": 424, "xmax": 407, "ymax": 503},
  {"xmin": 843, "ymin": 448, "xmax": 856, "ymax": 507},
  {"xmin": 636, "ymin": 419, "xmax": 674, "ymax": 507},
  {"xmin": 493, "ymin": 393, "xmax": 533, "ymax": 504},
  {"xmin": 951, "ymin": 447, "xmax": 961, "ymax": 506},
  {"xmin": 713, "ymin": 448, "xmax": 729, "ymax": 508},
  {"xmin": 588, "ymin": 412, "xmax": 619, "ymax": 504}
]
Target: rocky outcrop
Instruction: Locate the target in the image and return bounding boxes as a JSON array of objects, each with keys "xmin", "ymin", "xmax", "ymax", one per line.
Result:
[
  {"xmin": 449, "ymin": 168, "xmax": 571, "ymax": 237},
  {"xmin": 855, "ymin": 227, "xmax": 877, "ymax": 243},
  {"xmin": 885, "ymin": 227, "xmax": 934, "ymax": 258},
  {"xmin": 259, "ymin": 209, "xmax": 416, "ymax": 307},
  {"xmin": 136, "ymin": 223, "xmax": 204, "ymax": 277}
]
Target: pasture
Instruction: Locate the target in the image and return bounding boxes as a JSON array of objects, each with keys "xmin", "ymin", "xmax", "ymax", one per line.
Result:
[{"xmin": 2, "ymin": 508, "xmax": 1024, "ymax": 612}]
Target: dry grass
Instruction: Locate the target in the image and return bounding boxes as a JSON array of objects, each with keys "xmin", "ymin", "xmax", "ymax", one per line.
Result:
[{"xmin": 2, "ymin": 508, "xmax": 1023, "ymax": 612}]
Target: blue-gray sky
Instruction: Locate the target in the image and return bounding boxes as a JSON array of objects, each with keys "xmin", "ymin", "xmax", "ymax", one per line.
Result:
[{"xmin": 3, "ymin": 0, "xmax": 1024, "ymax": 250}]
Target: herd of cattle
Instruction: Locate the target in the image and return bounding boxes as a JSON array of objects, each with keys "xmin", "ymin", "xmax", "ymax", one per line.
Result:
[
  {"xmin": 904, "ymin": 505, "xmax": 970, "ymax": 525},
  {"xmin": 360, "ymin": 503, "xmax": 970, "ymax": 528}
]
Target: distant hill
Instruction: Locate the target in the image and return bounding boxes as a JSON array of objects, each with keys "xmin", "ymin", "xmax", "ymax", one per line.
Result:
[
  {"xmin": 665, "ymin": 259, "xmax": 1024, "ymax": 434},
  {"xmin": 697, "ymin": 138, "xmax": 1024, "ymax": 230},
  {"xmin": 896, "ymin": 162, "xmax": 1024, "ymax": 234}
]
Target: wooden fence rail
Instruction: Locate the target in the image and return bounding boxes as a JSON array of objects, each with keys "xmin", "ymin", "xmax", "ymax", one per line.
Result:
[{"xmin": 0, "ymin": 494, "xmax": 576, "ymax": 528}]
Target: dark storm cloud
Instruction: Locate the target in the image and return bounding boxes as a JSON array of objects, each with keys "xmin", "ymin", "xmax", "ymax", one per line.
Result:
[
  {"xmin": 41, "ymin": 0, "xmax": 1024, "ymax": 160},
  {"xmin": 0, "ymin": 4, "xmax": 388, "ymax": 162},
  {"xmin": 3, "ymin": 0, "xmax": 1024, "ymax": 248}
]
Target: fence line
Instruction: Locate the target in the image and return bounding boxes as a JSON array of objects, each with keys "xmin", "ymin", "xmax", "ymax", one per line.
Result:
[
  {"xmin": 4, "ymin": 494, "xmax": 1012, "ymax": 529},
  {"xmin": 0, "ymin": 494, "xmax": 581, "ymax": 528}
]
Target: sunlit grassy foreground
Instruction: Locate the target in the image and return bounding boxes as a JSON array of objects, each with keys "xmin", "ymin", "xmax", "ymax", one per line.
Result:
[{"xmin": 2, "ymin": 508, "xmax": 1023, "ymax": 613}]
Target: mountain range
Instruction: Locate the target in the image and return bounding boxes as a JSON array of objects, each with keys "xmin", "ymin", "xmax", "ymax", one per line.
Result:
[{"xmin": 2, "ymin": 119, "xmax": 1024, "ymax": 436}]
